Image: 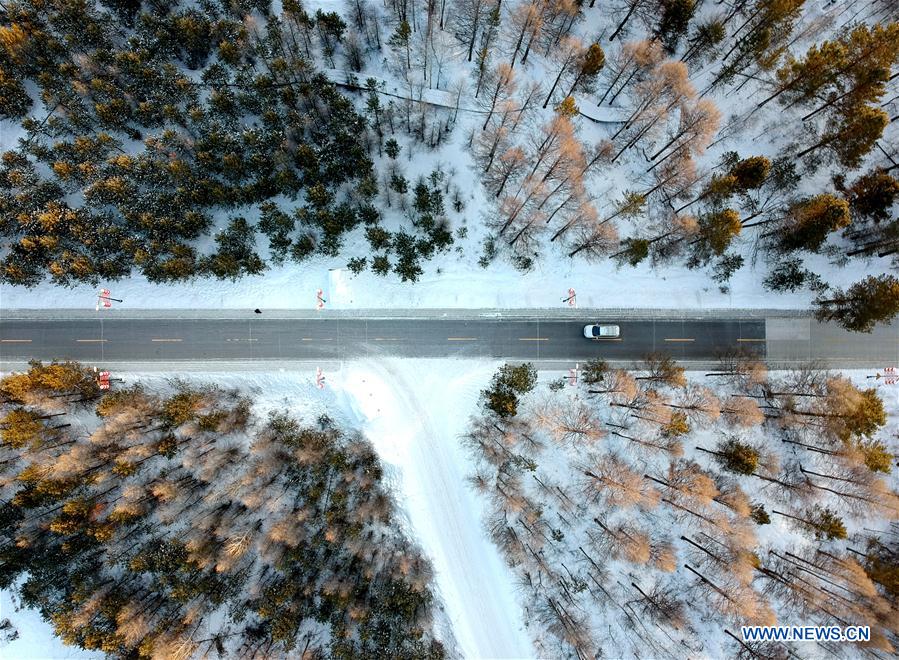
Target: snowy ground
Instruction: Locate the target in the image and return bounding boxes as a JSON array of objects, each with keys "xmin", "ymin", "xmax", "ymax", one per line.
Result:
[
  {"xmin": 332, "ymin": 360, "xmax": 534, "ymax": 659},
  {"xmin": 0, "ymin": 589, "xmax": 102, "ymax": 660},
  {"xmin": 0, "ymin": 236, "xmax": 866, "ymax": 312},
  {"xmin": 0, "ymin": 360, "xmax": 535, "ymax": 660}
]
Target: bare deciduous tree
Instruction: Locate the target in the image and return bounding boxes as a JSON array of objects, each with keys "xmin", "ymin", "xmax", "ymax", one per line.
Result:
[
  {"xmin": 637, "ymin": 353, "xmax": 687, "ymax": 388},
  {"xmin": 479, "ymin": 63, "xmax": 517, "ymax": 130},
  {"xmin": 666, "ymin": 384, "xmax": 721, "ymax": 426},
  {"xmin": 721, "ymin": 396, "xmax": 764, "ymax": 427},
  {"xmin": 582, "ymin": 452, "xmax": 660, "ymax": 510}
]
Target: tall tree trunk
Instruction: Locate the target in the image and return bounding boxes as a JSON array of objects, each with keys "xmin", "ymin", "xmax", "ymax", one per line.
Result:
[
  {"xmin": 683, "ymin": 564, "xmax": 733, "ymax": 601},
  {"xmin": 609, "ymin": 0, "xmax": 641, "ymax": 42},
  {"xmin": 543, "ymin": 60, "xmax": 570, "ymax": 108},
  {"xmin": 467, "ymin": 3, "xmax": 482, "ymax": 61}
]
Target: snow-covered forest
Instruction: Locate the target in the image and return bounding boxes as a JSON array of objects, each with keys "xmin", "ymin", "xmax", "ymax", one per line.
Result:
[
  {"xmin": 465, "ymin": 359, "xmax": 898, "ymax": 658},
  {"xmin": 2, "ymin": 0, "xmax": 899, "ymax": 658},
  {"xmin": 1, "ymin": 0, "xmax": 898, "ymax": 320},
  {"xmin": 0, "ymin": 361, "xmax": 446, "ymax": 659},
  {"xmin": 1, "ymin": 357, "xmax": 897, "ymax": 659}
]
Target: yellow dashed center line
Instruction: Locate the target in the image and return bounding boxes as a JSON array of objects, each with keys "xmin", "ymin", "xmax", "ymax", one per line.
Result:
[
  {"xmin": 663, "ymin": 338, "xmax": 695, "ymax": 342},
  {"xmin": 0, "ymin": 339, "xmax": 32, "ymax": 343}
]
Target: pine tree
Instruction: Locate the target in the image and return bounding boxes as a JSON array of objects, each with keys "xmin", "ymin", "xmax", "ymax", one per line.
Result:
[
  {"xmin": 689, "ymin": 208, "xmax": 741, "ymax": 265},
  {"xmin": 796, "ymin": 104, "xmax": 888, "ymax": 169},
  {"xmin": 612, "ymin": 237, "xmax": 650, "ymax": 266},
  {"xmin": 347, "ymin": 256, "xmax": 367, "ymax": 273},
  {"xmin": 855, "ymin": 439, "xmax": 892, "ymax": 474},
  {"xmin": 1, "ymin": 408, "xmax": 59, "ymax": 450},
  {"xmin": 566, "ymin": 43, "xmax": 605, "ymax": 99},
  {"xmin": 763, "ymin": 257, "xmax": 823, "ymax": 293},
  {"xmin": 750, "ymin": 503, "xmax": 770, "ymax": 525},
  {"xmin": 708, "ymin": 0, "xmax": 805, "ymax": 92},
  {"xmin": 681, "ymin": 17, "xmax": 724, "ymax": 64},
  {"xmin": 258, "ymin": 202, "xmax": 295, "ymax": 264},
  {"xmin": 201, "ymin": 217, "xmax": 265, "ymax": 280},
  {"xmin": 555, "ymin": 95, "xmax": 580, "ymax": 118},
  {"xmin": 371, "ymin": 254, "xmax": 391, "ymax": 275},
  {"xmin": 388, "ymin": 20, "xmax": 412, "ymax": 70},
  {"xmin": 482, "ymin": 363, "xmax": 538, "ymax": 418},
  {"xmin": 655, "ymin": 0, "xmax": 695, "ymax": 53},
  {"xmin": 580, "ymin": 359, "xmax": 609, "ymax": 385},
  {"xmin": 765, "ymin": 23, "xmax": 899, "ymax": 116},
  {"xmin": 384, "ymin": 138, "xmax": 401, "ymax": 160},
  {"xmin": 773, "ymin": 506, "xmax": 847, "ymax": 541},
  {"xmin": 757, "ymin": 36, "xmax": 848, "ymax": 110},
  {"xmin": 315, "ymin": 10, "xmax": 347, "ymax": 68},
  {"xmin": 0, "ymin": 363, "xmax": 446, "ymax": 659},
  {"xmin": 864, "ymin": 536, "xmax": 899, "ymax": 605},
  {"xmin": 0, "ymin": 65, "xmax": 31, "ymax": 119},
  {"xmin": 774, "ymin": 194, "xmax": 851, "ymax": 253},
  {"xmin": 814, "ymin": 274, "xmax": 899, "ymax": 333},
  {"xmin": 729, "ymin": 155, "xmax": 771, "ymax": 192},
  {"xmin": 661, "ymin": 412, "xmax": 690, "ymax": 438},
  {"xmin": 842, "ymin": 170, "xmax": 899, "ymax": 223},
  {"xmin": 821, "ymin": 377, "xmax": 886, "ymax": 442},
  {"xmin": 700, "ymin": 438, "xmax": 759, "ymax": 475}
]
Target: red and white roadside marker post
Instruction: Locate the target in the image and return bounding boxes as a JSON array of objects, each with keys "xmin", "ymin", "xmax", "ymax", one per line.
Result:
[
  {"xmin": 866, "ymin": 367, "xmax": 897, "ymax": 385},
  {"xmin": 568, "ymin": 363, "xmax": 579, "ymax": 387},
  {"xmin": 316, "ymin": 289, "xmax": 327, "ymax": 310},
  {"xmin": 315, "ymin": 367, "xmax": 326, "ymax": 389},
  {"xmin": 93, "ymin": 367, "xmax": 122, "ymax": 390},
  {"xmin": 96, "ymin": 288, "xmax": 123, "ymax": 311},
  {"xmin": 562, "ymin": 288, "xmax": 576, "ymax": 307}
]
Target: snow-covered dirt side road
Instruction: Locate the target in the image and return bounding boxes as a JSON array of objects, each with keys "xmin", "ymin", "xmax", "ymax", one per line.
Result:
[{"xmin": 333, "ymin": 359, "xmax": 534, "ymax": 660}]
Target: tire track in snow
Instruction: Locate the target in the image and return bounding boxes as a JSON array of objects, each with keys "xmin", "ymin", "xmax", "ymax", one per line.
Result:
[{"xmin": 344, "ymin": 359, "xmax": 534, "ymax": 659}]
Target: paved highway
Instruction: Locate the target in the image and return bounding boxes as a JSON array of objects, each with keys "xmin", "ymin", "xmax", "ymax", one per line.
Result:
[
  {"xmin": 3, "ymin": 311, "xmax": 897, "ymax": 367},
  {"xmin": 0, "ymin": 317, "xmax": 766, "ymax": 363}
]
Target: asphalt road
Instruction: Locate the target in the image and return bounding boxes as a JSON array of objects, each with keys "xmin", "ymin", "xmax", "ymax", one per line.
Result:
[{"xmin": 0, "ymin": 318, "xmax": 766, "ymax": 363}]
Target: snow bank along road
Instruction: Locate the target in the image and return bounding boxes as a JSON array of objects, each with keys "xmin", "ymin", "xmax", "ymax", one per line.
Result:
[{"xmin": 0, "ymin": 312, "xmax": 896, "ymax": 367}]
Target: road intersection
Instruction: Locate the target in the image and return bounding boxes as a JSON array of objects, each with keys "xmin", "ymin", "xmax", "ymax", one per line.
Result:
[{"xmin": 1, "ymin": 310, "xmax": 895, "ymax": 368}]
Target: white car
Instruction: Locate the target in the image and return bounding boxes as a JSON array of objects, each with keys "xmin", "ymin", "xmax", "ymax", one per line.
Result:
[{"xmin": 584, "ymin": 324, "xmax": 620, "ymax": 339}]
